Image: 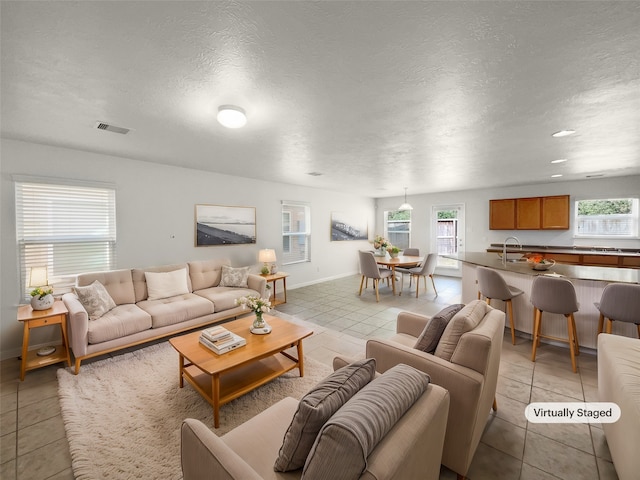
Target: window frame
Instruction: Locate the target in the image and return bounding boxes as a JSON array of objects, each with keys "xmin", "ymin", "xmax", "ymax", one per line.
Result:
[
  {"xmin": 573, "ymin": 197, "xmax": 639, "ymax": 239},
  {"xmin": 383, "ymin": 210, "xmax": 411, "ymax": 250},
  {"xmin": 281, "ymin": 201, "xmax": 311, "ymax": 265},
  {"xmin": 15, "ymin": 177, "xmax": 117, "ymax": 300}
]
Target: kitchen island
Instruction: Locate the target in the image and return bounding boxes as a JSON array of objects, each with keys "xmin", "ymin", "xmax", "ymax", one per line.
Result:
[{"xmin": 446, "ymin": 252, "xmax": 639, "ymax": 350}]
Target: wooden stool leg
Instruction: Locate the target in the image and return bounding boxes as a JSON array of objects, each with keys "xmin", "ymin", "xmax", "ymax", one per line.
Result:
[
  {"xmin": 374, "ymin": 279, "xmax": 380, "ymax": 302},
  {"xmin": 572, "ymin": 316, "xmax": 580, "ymax": 356},
  {"xmin": 597, "ymin": 313, "xmax": 605, "ymax": 334},
  {"xmin": 531, "ymin": 309, "xmax": 542, "ymax": 362},
  {"xmin": 506, "ymin": 299, "xmax": 516, "ymax": 345},
  {"xmin": 359, "ymin": 275, "xmax": 366, "ymax": 296},
  {"xmin": 566, "ymin": 314, "xmax": 577, "ymax": 373}
]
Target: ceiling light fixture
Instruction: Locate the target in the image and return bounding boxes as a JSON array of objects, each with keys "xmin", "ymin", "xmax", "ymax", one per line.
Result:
[
  {"xmin": 551, "ymin": 174, "xmax": 563, "ymax": 178},
  {"xmin": 398, "ymin": 187, "xmax": 413, "ymax": 211},
  {"xmin": 550, "ymin": 158, "xmax": 567, "ymax": 164},
  {"xmin": 551, "ymin": 130, "xmax": 575, "ymax": 137},
  {"xmin": 217, "ymin": 105, "xmax": 247, "ymax": 128}
]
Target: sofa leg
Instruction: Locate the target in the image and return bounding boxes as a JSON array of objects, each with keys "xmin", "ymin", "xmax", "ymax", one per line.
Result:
[
  {"xmin": 74, "ymin": 358, "xmax": 82, "ymax": 375},
  {"xmin": 492, "ymin": 397, "xmax": 498, "ymax": 412}
]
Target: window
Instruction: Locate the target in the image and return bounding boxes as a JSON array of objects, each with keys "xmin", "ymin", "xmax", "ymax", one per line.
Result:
[
  {"xmin": 281, "ymin": 201, "xmax": 310, "ymax": 264},
  {"xmin": 383, "ymin": 210, "xmax": 411, "ymax": 249},
  {"xmin": 15, "ymin": 179, "xmax": 117, "ymax": 299},
  {"xmin": 575, "ymin": 198, "xmax": 639, "ymax": 238}
]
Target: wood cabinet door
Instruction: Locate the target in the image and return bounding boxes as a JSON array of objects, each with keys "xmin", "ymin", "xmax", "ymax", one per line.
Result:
[
  {"xmin": 490, "ymin": 199, "xmax": 516, "ymax": 230},
  {"xmin": 541, "ymin": 195, "xmax": 570, "ymax": 229},
  {"xmin": 516, "ymin": 197, "xmax": 541, "ymax": 229}
]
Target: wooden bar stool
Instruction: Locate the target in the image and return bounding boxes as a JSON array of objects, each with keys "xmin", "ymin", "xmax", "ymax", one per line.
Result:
[
  {"xmin": 595, "ymin": 283, "xmax": 640, "ymax": 338},
  {"xmin": 530, "ymin": 275, "xmax": 580, "ymax": 373},
  {"xmin": 476, "ymin": 266, "xmax": 524, "ymax": 345}
]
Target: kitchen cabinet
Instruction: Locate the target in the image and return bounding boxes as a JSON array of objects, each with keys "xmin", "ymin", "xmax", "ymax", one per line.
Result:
[
  {"xmin": 490, "ymin": 195, "xmax": 570, "ymax": 230},
  {"xmin": 489, "ymin": 199, "xmax": 516, "ymax": 230},
  {"xmin": 516, "ymin": 197, "xmax": 541, "ymax": 229}
]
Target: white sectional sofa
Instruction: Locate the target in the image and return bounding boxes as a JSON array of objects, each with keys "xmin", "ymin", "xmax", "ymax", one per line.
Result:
[{"xmin": 62, "ymin": 259, "xmax": 266, "ymax": 373}]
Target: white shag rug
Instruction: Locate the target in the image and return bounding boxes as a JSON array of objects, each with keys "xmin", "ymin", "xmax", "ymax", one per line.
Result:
[{"xmin": 57, "ymin": 341, "xmax": 333, "ymax": 480}]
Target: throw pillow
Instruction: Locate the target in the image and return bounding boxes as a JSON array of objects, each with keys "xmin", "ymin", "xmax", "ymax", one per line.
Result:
[
  {"xmin": 434, "ymin": 300, "xmax": 491, "ymax": 361},
  {"xmin": 301, "ymin": 364, "xmax": 430, "ymax": 480},
  {"xmin": 274, "ymin": 358, "xmax": 377, "ymax": 472},
  {"xmin": 218, "ymin": 265, "xmax": 249, "ymax": 288},
  {"xmin": 414, "ymin": 304, "xmax": 465, "ymax": 353},
  {"xmin": 74, "ymin": 280, "xmax": 117, "ymax": 321},
  {"xmin": 144, "ymin": 268, "xmax": 190, "ymax": 300}
]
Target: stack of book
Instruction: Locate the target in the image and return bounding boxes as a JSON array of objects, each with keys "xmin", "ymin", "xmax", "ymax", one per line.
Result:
[{"xmin": 199, "ymin": 325, "xmax": 246, "ymax": 354}]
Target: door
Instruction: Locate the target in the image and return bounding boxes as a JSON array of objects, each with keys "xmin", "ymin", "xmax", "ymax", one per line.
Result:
[{"xmin": 431, "ymin": 204, "xmax": 465, "ymax": 275}]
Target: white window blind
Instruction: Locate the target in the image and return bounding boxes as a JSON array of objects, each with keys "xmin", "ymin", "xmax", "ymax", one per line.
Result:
[
  {"xmin": 281, "ymin": 201, "xmax": 310, "ymax": 265},
  {"xmin": 15, "ymin": 180, "xmax": 117, "ymax": 299}
]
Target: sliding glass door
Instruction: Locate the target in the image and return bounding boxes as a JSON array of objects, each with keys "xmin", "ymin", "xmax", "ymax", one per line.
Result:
[{"xmin": 431, "ymin": 204, "xmax": 465, "ymax": 274}]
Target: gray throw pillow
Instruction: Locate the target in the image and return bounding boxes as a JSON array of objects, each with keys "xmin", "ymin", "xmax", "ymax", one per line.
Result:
[
  {"xmin": 301, "ymin": 364, "xmax": 430, "ymax": 480},
  {"xmin": 274, "ymin": 358, "xmax": 377, "ymax": 472},
  {"xmin": 414, "ymin": 304, "xmax": 465, "ymax": 353},
  {"xmin": 74, "ymin": 280, "xmax": 117, "ymax": 321},
  {"xmin": 218, "ymin": 265, "xmax": 249, "ymax": 287}
]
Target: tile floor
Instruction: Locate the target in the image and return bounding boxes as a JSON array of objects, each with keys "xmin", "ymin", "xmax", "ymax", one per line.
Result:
[{"xmin": 0, "ymin": 274, "xmax": 619, "ymax": 479}]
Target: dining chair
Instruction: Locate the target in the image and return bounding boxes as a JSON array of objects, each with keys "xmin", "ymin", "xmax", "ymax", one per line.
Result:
[
  {"xmin": 595, "ymin": 283, "xmax": 640, "ymax": 338},
  {"xmin": 397, "ymin": 253, "xmax": 438, "ymax": 297},
  {"xmin": 476, "ymin": 266, "xmax": 524, "ymax": 345},
  {"xmin": 530, "ymin": 275, "xmax": 580, "ymax": 372},
  {"xmin": 402, "ymin": 248, "xmax": 420, "ymax": 256},
  {"xmin": 358, "ymin": 250, "xmax": 393, "ymax": 302}
]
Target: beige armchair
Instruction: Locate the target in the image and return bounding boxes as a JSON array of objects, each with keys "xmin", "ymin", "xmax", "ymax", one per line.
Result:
[{"xmin": 365, "ymin": 300, "xmax": 505, "ymax": 480}]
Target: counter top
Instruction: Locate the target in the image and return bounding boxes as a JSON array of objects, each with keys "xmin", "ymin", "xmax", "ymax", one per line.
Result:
[
  {"xmin": 487, "ymin": 244, "xmax": 640, "ymax": 257},
  {"xmin": 448, "ymin": 252, "xmax": 639, "ymax": 284}
]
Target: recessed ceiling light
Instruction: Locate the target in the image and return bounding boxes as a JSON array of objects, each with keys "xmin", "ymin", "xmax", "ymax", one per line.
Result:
[
  {"xmin": 550, "ymin": 158, "xmax": 567, "ymax": 164},
  {"xmin": 551, "ymin": 174, "xmax": 563, "ymax": 178},
  {"xmin": 552, "ymin": 130, "xmax": 575, "ymax": 137},
  {"xmin": 217, "ymin": 105, "xmax": 247, "ymax": 128}
]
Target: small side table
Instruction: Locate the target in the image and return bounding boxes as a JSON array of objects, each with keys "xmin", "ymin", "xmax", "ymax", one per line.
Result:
[
  {"xmin": 17, "ymin": 300, "xmax": 71, "ymax": 381},
  {"xmin": 261, "ymin": 272, "xmax": 289, "ymax": 306}
]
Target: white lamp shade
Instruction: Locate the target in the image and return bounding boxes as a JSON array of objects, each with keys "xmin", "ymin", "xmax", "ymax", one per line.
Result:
[
  {"xmin": 217, "ymin": 105, "xmax": 247, "ymax": 128},
  {"xmin": 28, "ymin": 266, "xmax": 49, "ymax": 287},
  {"xmin": 258, "ymin": 249, "xmax": 277, "ymax": 263}
]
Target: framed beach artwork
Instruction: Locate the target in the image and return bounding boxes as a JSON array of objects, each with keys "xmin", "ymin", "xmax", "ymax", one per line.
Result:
[
  {"xmin": 330, "ymin": 212, "xmax": 368, "ymax": 241},
  {"xmin": 195, "ymin": 204, "xmax": 257, "ymax": 246}
]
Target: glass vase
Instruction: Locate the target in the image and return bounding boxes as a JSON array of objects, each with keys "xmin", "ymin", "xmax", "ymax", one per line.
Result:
[{"xmin": 253, "ymin": 312, "xmax": 265, "ymax": 330}]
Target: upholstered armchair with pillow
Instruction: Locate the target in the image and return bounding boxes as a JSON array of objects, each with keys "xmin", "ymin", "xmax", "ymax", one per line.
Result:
[{"xmin": 365, "ymin": 300, "xmax": 505, "ymax": 480}]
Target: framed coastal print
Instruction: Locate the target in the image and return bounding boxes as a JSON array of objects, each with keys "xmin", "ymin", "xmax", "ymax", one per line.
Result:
[
  {"xmin": 195, "ymin": 204, "xmax": 256, "ymax": 246},
  {"xmin": 330, "ymin": 212, "xmax": 368, "ymax": 241}
]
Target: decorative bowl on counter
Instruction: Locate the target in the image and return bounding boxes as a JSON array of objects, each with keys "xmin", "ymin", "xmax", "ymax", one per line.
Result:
[{"xmin": 530, "ymin": 259, "xmax": 555, "ymax": 271}]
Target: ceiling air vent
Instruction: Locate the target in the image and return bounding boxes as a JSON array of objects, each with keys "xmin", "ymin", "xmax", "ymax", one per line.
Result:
[{"xmin": 95, "ymin": 122, "xmax": 130, "ymax": 135}]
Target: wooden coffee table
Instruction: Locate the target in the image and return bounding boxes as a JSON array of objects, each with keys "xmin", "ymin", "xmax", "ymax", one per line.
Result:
[{"xmin": 169, "ymin": 314, "xmax": 313, "ymax": 428}]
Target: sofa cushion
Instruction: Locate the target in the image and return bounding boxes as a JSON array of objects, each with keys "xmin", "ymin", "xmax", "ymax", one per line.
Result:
[
  {"xmin": 73, "ymin": 280, "xmax": 117, "ymax": 321},
  {"xmin": 145, "ymin": 268, "xmax": 190, "ymax": 300},
  {"xmin": 434, "ymin": 300, "xmax": 491, "ymax": 362},
  {"xmin": 219, "ymin": 265, "xmax": 250, "ymax": 288},
  {"xmin": 195, "ymin": 286, "xmax": 260, "ymax": 312},
  {"xmin": 414, "ymin": 304, "xmax": 465, "ymax": 353},
  {"xmin": 76, "ymin": 269, "xmax": 135, "ymax": 305},
  {"xmin": 188, "ymin": 259, "xmax": 230, "ymax": 291},
  {"xmin": 87, "ymin": 304, "xmax": 152, "ymax": 344},
  {"xmin": 274, "ymin": 358, "xmax": 377, "ymax": 472},
  {"xmin": 137, "ymin": 293, "xmax": 214, "ymax": 328},
  {"xmin": 302, "ymin": 364, "xmax": 430, "ymax": 480},
  {"xmin": 132, "ymin": 264, "xmax": 192, "ymax": 303}
]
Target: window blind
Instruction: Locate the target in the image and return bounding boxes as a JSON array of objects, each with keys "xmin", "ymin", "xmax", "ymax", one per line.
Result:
[{"xmin": 15, "ymin": 181, "xmax": 117, "ymax": 299}]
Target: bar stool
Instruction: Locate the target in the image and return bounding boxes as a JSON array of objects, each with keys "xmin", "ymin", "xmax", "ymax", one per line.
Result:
[
  {"xmin": 476, "ymin": 266, "xmax": 523, "ymax": 345},
  {"xmin": 530, "ymin": 275, "xmax": 580, "ymax": 373},
  {"xmin": 595, "ymin": 283, "xmax": 640, "ymax": 338}
]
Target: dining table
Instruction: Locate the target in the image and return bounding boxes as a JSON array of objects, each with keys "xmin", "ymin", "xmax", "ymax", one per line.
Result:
[{"xmin": 375, "ymin": 255, "xmax": 423, "ymax": 295}]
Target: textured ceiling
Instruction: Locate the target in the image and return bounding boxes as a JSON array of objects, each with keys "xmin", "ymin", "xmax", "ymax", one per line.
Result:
[{"xmin": 1, "ymin": 1, "xmax": 639, "ymax": 198}]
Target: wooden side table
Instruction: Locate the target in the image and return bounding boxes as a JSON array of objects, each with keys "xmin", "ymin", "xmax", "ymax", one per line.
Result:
[
  {"xmin": 260, "ymin": 272, "xmax": 289, "ymax": 306},
  {"xmin": 17, "ymin": 300, "xmax": 71, "ymax": 381}
]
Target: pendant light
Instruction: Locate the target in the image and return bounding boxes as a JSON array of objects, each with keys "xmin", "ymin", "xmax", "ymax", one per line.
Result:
[{"xmin": 398, "ymin": 187, "xmax": 413, "ymax": 211}]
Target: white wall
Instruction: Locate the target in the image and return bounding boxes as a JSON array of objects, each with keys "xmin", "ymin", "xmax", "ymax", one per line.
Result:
[
  {"xmin": 375, "ymin": 176, "xmax": 640, "ymax": 263},
  {"xmin": 0, "ymin": 139, "xmax": 375, "ymax": 359}
]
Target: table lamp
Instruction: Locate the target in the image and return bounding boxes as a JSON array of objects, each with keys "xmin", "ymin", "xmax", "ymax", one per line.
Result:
[{"xmin": 258, "ymin": 249, "xmax": 277, "ymax": 275}]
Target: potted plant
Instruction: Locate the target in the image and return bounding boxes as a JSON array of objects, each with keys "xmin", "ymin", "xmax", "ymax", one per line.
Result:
[
  {"xmin": 387, "ymin": 245, "xmax": 401, "ymax": 258},
  {"xmin": 30, "ymin": 286, "xmax": 54, "ymax": 311}
]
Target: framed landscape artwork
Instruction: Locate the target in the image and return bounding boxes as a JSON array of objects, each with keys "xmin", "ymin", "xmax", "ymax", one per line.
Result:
[
  {"xmin": 330, "ymin": 212, "xmax": 368, "ymax": 241},
  {"xmin": 195, "ymin": 204, "xmax": 256, "ymax": 246}
]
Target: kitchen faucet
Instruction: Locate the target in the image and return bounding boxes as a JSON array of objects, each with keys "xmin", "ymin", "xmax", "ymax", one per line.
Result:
[{"xmin": 502, "ymin": 236, "xmax": 522, "ymax": 265}]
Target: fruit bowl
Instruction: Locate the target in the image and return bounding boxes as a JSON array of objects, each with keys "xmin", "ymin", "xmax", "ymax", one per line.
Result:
[{"xmin": 530, "ymin": 259, "xmax": 555, "ymax": 271}]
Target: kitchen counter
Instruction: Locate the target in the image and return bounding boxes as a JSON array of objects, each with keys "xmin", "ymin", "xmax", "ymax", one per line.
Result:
[
  {"xmin": 488, "ymin": 244, "xmax": 640, "ymax": 256},
  {"xmin": 486, "ymin": 245, "xmax": 640, "ymax": 268},
  {"xmin": 446, "ymin": 252, "xmax": 639, "ymax": 349}
]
